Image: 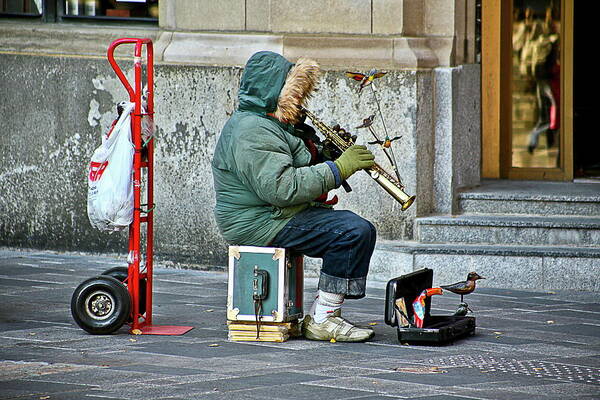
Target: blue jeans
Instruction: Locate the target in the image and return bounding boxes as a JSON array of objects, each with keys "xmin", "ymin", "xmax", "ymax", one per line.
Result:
[{"xmin": 270, "ymin": 207, "xmax": 376, "ymax": 299}]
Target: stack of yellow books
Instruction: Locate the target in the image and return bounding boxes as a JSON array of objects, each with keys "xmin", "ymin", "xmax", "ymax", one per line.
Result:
[{"xmin": 227, "ymin": 320, "xmax": 301, "ymax": 342}]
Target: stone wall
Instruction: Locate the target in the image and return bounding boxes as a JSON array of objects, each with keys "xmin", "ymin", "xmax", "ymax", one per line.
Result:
[
  {"xmin": 0, "ymin": 13, "xmax": 481, "ymax": 269},
  {"xmin": 0, "ymin": 53, "xmax": 483, "ymax": 267}
]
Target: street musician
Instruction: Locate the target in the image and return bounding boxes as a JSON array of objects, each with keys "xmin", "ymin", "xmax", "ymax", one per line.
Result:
[{"xmin": 211, "ymin": 51, "xmax": 376, "ymax": 342}]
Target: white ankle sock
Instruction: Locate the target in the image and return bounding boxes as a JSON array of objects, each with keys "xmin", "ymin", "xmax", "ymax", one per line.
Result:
[{"xmin": 312, "ymin": 290, "xmax": 344, "ymax": 323}]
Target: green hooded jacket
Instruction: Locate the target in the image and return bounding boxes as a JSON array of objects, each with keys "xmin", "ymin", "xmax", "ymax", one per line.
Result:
[{"xmin": 211, "ymin": 51, "xmax": 338, "ymax": 246}]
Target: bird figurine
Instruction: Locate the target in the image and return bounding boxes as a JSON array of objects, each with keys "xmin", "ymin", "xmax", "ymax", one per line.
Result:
[
  {"xmin": 453, "ymin": 302, "xmax": 472, "ymax": 317},
  {"xmin": 368, "ymin": 135, "xmax": 403, "ymax": 149},
  {"xmin": 355, "ymin": 114, "xmax": 375, "ymax": 129},
  {"xmin": 441, "ymin": 272, "xmax": 485, "ymax": 303},
  {"xmin": 345, "ymin": 69, "xmax": 387, "ymax": 92}
]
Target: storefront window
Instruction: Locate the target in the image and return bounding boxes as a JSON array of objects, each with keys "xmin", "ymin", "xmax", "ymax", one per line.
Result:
[
  {"xmin": 63, "ymin": 0, "xmax": 158, "ymax": 20},
  {"xmin": 0, "ymin": 0, "xmax": 43, "ymax": 15},
  {"xmin": 1, "ymin": 0, "xmax": 158, "ymax": 21}
]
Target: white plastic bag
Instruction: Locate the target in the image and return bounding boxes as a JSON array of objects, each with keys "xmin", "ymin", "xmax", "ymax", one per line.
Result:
[
  {"xmin": 141, "ymin": 86, "xmax": 156, "ymax": 144},
  {"xmin": 87, "ymin": 102, "xmax": 135, "ymax": 232}
]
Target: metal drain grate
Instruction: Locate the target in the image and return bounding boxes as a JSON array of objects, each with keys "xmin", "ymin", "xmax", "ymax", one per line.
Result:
[{"xmin": 428, "ymin": 355, "xmax": 600, "ymax": 385}]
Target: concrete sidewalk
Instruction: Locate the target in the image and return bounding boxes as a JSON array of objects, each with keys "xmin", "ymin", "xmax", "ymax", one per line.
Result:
[{"xmin": 0, "ymin": 248, "xmax": 598, "ymax": 399}]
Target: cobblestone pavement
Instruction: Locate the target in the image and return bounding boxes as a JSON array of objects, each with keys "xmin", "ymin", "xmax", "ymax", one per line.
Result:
[{"xmin": 0, "ymin": 248, "xmax": 599, "ymax": 400}]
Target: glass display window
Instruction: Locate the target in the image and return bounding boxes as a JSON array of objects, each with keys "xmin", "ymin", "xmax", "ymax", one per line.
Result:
[
  {"xmin": 0, "ymin": 0, "xmax": 158, "ymax": 22},
  {"xmin": 63, "ymin": 0, "xmax": 158, "ymax": 20},
  {"xmin": 0, "ymin": 0, "xmax": 43, "ymax": 16}
]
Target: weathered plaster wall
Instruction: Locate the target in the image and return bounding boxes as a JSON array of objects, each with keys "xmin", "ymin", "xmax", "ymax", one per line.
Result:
[
  {"xmin": 0, "ymin": 54, "xmax": 431, "ymax": 266},
  {"xmin": 0, "ymin": 55, "xmax": 126, "ymax": 254}
]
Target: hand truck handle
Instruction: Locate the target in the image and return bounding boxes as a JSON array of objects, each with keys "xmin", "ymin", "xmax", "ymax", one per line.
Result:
[{"xmin": 107, "ymin": 38, "xmax": 154, "ymax": 106}]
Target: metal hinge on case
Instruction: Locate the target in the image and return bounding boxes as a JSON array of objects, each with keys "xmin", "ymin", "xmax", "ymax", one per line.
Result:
[
  {"xmin": 227, "ymin": 307, "xmax": 240, "ymax": 320},
  {"xmin": 272, "ymin": 248, "xmax": 284, "ymax": 260},
  {"xmin": 271, "ymin": 310, "xmax": 280, "ymax": 321},
  {"xmin": 228, "ymin": 246, "xmax": 241, "ymax": 259}
]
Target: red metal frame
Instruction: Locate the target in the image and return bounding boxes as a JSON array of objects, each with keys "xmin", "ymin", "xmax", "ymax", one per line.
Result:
[{"xmin": 107, "ymin": 38, "xmax": 193, "ymax": 336}]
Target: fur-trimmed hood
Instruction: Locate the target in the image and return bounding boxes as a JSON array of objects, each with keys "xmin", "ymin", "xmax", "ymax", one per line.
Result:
[
  {"xmin": 273, "ymin": 57, "xmax": 320, "ymax": 125},
  {"xmin": 238, "ymin": 51, "xmax": 319, "ymax": 125}
]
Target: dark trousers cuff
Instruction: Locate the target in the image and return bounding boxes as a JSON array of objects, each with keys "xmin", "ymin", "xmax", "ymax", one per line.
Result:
[{"xmin": 318, "ymin": 271, "xmax": 366, "ymax": 299}]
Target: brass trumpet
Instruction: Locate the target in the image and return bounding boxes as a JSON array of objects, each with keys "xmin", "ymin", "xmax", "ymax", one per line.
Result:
[{"xmin": 302, "ymin": 108, "xmax": 415, "ymax": 211}]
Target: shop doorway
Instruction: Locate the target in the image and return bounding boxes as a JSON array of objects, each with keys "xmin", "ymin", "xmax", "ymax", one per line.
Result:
[{"xmin": 482, "ymin": 0, "xmax": 574, "ymax": 181}]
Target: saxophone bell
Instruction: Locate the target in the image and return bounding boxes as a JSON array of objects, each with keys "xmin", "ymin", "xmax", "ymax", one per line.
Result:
[{"xmin": 367, "ymin": 168, "xmax": 415, "ymax": 211}]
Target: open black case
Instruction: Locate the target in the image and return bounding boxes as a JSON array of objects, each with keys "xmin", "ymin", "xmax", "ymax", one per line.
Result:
[{"xmin": 384, "ymin": 268, "xmax": 476, "ymax": 344}]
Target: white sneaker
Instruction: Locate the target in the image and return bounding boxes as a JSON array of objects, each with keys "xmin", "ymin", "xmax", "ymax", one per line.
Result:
[{"xmin": 302, "ymin": 309, "xmax": 374, "ymax": 342}]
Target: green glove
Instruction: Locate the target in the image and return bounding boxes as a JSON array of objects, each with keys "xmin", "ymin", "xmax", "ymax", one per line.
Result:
[{"xmin": 334, "ymin": 145, "xmax": 375, "ymax": 180}]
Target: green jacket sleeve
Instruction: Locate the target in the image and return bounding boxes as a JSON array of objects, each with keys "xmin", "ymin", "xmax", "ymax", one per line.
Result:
[{"xmin": 233, "ymin": 119, "xmax": 336, "ymax": 208}]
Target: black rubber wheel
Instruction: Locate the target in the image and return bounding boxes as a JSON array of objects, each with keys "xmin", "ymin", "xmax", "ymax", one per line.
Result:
[
  {"xmin": 71, "ymin": 275, "xmax": 131, "ymax": 334},
  {"xmin": 101, "ymin": 267, "xmax": 147, "ymax": 317}
]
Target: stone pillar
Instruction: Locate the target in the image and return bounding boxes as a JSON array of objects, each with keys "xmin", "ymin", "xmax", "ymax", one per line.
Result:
[{"xmin": 432, "ymin": 65, "xmax": 481, "ymax": 214}]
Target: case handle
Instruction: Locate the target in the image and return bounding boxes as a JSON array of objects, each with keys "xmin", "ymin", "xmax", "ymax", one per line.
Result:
[
  {"xmin": 252, "ymin": 267, "xmax": 269, "ymax": 301},
  {"xmin": 252, "ymin": 266, "xmax": 269, "ymax": 338}
]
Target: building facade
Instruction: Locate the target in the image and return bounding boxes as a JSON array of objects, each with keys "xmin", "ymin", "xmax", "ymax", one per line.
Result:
[{"xmin": 1, "ymin": 1, "xmax": 598, "ymax": 291}]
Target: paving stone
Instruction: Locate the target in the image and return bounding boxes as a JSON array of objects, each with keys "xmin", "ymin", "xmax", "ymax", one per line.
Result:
[
  {"xmin": 495, "ymin": 382, "xmax": 600, "ymax": 396},
  {"xmin": 0, "ymin": 249, "xmax": 599, "ymax": 400},
  {"xmin": 289, "ymin": 364, "xmax": 391, "ymax": 378},
  {"xmin": 0, "ymin": 277, "xmax": 61, "ymax": 288},
  {"xmin": 228, "ymin": 380, "xmax": 376, "ymax": 399},
  {"xmin": 502, "ymin": 328, "xmax": 600, "ymax": 347},
  {"xmin": 28, "ymin": 367, "xmax": 166, "ymax": 386},
  {"xmin": 545, "ymin": 309, "xmax": 600, "ymax": 320},
  {"xmin": 0, "ymin": 326, "xmax": 83, "ymax": 343},
  {"xmin": 410, "ymin": 395, "xmax": 487, "ymax": 400},
  {"xmin": 0, "ymin": 264, "xmax": 65, "ymax": 275},
  {"xmin": 17, "ymin": 392, "xmax": 124, "ymax": 400},
  {"xmin": 446, "ymin": 387, "xmax": 553, "ymax": 400},
  {"xmin": 476, "ymin": 288, "xmax": 556, "ymax": 298},
  {"xmin": 514, "ymin": 296, "xmax": 578, "ymax": 306},
  {"xmin": 371, "ymin": 365, "xmax": 501, "ymax": 386},
  {"xmin": 328, "ymin": 342, "xmax": 440, "ymax": 358},
  {"xmin": 133, "ymin": 339, "xmax": 289, "ymax": 359},
  {"xmin": 170, "ymin": 371, "xmax": 328, "ymax": 394},
  {"xmin": 0, "ymin": 321, "xmax": 53, "ymax": 333},
  {"xmin": 542, "ymin": 323, "xmax": 600, "ymax": 337},
  {"xmin": 550, "ymin": 355, "xmax": 600, "ymax": 368},
  {"xmin": 510, "ymin": 343, "xmax": 600, "ymax": 358},
  {"xmin": 308, "ymin": 376, "xmax": 444, "ymax": 398},
  {"xmin": 0, "ymin": 379, "xmax": 91, "ymax": 398}
]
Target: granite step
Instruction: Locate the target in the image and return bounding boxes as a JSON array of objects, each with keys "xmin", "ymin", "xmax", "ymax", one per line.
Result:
[
  {"xmin": 376, "ymin": 241, "xmax": 600, "ymax": 291},
  {"xmin": 416, "ymin": 214, "xmax": 600, "ymax": 247},
  {"xmin": 303, "ymin": 240, "xmax": 600, "ymax": 291},
  {"xmin": 458, "ymin": 180, "xmax": 600, "ymax": 216}
]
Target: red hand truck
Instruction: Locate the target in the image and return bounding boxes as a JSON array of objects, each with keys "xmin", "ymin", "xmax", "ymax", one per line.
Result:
[{"xmin": 71, "ymin": 38, "xmax": 193, "ymax": 336}]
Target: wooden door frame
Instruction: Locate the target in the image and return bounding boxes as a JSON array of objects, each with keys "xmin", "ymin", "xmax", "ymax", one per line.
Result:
[{"xmin": 482, "ymin": 0, "xmax": 573, "ymax": 180}]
